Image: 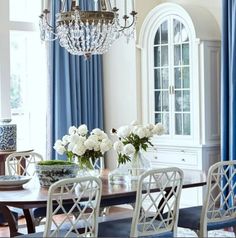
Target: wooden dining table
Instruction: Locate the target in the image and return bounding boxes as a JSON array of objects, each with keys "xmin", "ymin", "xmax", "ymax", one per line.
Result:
[{"xmin": 0, "ymin": 169, "xmax": 207, "ymax": 237}]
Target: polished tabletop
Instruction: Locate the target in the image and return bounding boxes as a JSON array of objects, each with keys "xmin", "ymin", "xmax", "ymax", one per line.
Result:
[{"xmin": 0, "ymin": 169, "xmax": 207, "ymax": 207}]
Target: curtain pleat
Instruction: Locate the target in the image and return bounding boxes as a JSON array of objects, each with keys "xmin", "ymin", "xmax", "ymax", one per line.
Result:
[{"xmin": 47, "ymin": 0, "xmax": 104, "ymax": 160}]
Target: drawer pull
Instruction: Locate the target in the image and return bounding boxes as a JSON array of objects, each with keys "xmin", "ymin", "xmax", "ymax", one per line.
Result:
[
  {"xmin": 154, "ymin": 156, "xmax": 158, "ymax": 160},
  {"xmin": 181, "ymin": 158, "xmax": 186, "ymax": 162}
]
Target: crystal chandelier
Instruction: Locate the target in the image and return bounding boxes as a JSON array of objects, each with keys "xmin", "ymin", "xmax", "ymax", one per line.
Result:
[{"xmin": 39, "ymin": 0, "xmax": 137, "ymax": 58}]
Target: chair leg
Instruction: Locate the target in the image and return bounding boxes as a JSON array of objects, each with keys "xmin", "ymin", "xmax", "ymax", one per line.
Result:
[
  {"xmin": 198, "ymin": 228, "xmax": 208, "ymax": 237},
  {"xmin": 233, "ymin": 225, "xmax": 236, "ymax": 236}
]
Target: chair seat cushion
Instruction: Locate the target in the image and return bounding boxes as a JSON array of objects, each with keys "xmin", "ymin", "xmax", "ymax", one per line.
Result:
[
  {"xmin": 98, "ymin": 217, "xmax": 174, "ymax": 237},
  {"xmin": 16, "ymin": 230, "xmax": 77, "ymax": 237},
  {"xmin": 178, "ymin": 205, "xmax": 236, "ymax": 231},
  {"xmin": 178, "ymin": 206, "xmax": 202, "ymax": 230}
]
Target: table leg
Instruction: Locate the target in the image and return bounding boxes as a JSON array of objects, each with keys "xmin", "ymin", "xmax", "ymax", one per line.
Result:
[
  {"xmin": 23, "ymin": 209, "xmax": 36, "ymax": 234},
  {"xmin": 0, "ymin": 205, "xmax": 21, "ymax": 237},
  {"xmin": 0, "ymin": 154, "xmax": 7, "ymax": 175}
]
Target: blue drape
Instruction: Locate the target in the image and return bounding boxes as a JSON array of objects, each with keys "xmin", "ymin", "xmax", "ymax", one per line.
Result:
[
  {"xmin": 221, "ymin": 0, "xmax": 236, "ymax": 162},
  {"xmin": 221, "ymin": 0, "xmax": 236, "ymax": 201},
  {"xmin": 48, "ymin": 0, "xmax": 104, "ymax": 160}
]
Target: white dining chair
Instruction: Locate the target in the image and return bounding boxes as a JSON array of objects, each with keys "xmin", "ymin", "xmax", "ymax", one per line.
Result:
[
  {"xmin": 98, "ymin": 167, "xmax": 183, "ymax": 237},
  {"xmin": 178, "ymin": 160, "xmax": 236, "ymax": 237},
  {"xmin": 5, "ymin": 152, "xmax": 44, "ymax": 219},
  {"xmin": 16, "ymin": 176, "xmax": 102, "ymax": 237},
  {"xmin": 6, "ymin": 152, "xmax": 43, "ymax": 176}
]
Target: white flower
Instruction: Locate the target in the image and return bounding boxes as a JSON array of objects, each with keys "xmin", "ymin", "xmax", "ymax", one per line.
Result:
[
  {"xmin": 117, "ymin": 125, "xmax": 131, "ymax": 138},
  {"xmin": 94, "ymin": 143, "xmax": 101, "ymax": 151},
  {"xmin": 67, "ymin": 142, "xmax": 76, "ymax": 152},
  {"xmin": 145, "ymin": 123, "xmax": 154, "ymax": 131},
  {"xmin": 68, "ymin": 126, "xmax": 77, "ymax": 135},
  {"xmin": 153, "ymin": 123, "xmax": 165, "ymax": 135},
  {"xmin": 100, "ymin": 131, "xmax": 108, "ymax": 140},
  {"xmin": 55, "ymin": 146, "xmax": 66, "ymax": 155},
  {"xmin": 54, "ymin": 139, "xmax": 63, "ymax": 148},
  {"xmin": 53, "ymin": 140, "xmax": 66, "ymax": 155},
  {"xmin": 62, "ymin": 135, "xmax": 70, "ymax": 145},
  {"xmin": 113, "ymin": 141, "xmax": 124, "ymax": 153},
  {"xmin": 135, "ymin": 127, "xmax": 148, "ymax": 139},
  {"xmin": 91, "ymin": 128, "xmax": 103, "ymax": 135},
  {"xmin": 100, "ymin": 139, "xmax": 113, "ymax": 154},
  {"xmin": 123, "ymin": 143, "xmax": 135, "ymax": 155},
  {"xmin": 77, "ymin": 124, "xmax": 88, "ymax": 136},
  {"xmin": 72, "ymin": 144, "xmax": 86, "ymax": 156},
  {"xmin": 70, "ymin": 134, "xmax": 81, "ymax": 144},
  {"xmin": 84, "ymin": 139, "xmax": 96, "ymax": 150}
]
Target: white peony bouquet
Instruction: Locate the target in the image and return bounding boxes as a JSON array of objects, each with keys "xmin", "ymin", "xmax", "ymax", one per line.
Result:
[
  {"xmin": 53, "ymin": 124, "xmax": 113, "ymax": 169},
  {"xmin": 111, "ymin": 121, "xmax": 165, "ymax": 165}
]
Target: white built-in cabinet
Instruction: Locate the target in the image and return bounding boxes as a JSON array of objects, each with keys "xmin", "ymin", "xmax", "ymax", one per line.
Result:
[{"xmin": 139, "ymin": 3, "xmax": 221, "ymax": 207}]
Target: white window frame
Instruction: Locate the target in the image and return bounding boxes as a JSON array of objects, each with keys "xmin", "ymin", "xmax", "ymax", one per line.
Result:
[
  {"xmin": 0, "ymin": 0, "xmax": 38, "ymax": 119},
  {"xmin": 0, "ymin": 0, "xmax": 46, "ymax": 156}
]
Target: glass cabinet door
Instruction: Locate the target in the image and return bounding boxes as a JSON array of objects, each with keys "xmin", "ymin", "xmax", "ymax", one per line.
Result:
[
  {"xmin": 154, "ymin": 20, "xmax": 170, "ymax": 134},
  {"xmin": 154, "ymin": 18, "xmax": 191, "ymax": 137}
]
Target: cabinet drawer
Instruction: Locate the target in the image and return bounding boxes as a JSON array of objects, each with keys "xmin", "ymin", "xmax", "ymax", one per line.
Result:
[{"xmin": 144, "ymin": 150, "xmax": 199, "ymax": 168}]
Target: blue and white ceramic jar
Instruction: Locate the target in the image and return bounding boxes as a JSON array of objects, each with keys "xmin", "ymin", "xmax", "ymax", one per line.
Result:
[{"xmin": 0, "ymin": 119, "xmax": 17, "ymax": 151}]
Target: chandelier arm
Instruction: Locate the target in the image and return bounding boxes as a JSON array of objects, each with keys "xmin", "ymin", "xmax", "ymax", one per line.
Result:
[
  {"xmin": 118, "ymin": 16, "xmax": 136, "ymax": 31},
  {"xmin": 44, "ymin": 17, "xmax": 60, "ymax": 30}
]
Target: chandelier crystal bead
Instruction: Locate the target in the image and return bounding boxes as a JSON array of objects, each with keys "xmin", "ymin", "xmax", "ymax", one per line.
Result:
[{"xmin": 39, "ymin": 0, "xmax": 137, "ymax": 58}]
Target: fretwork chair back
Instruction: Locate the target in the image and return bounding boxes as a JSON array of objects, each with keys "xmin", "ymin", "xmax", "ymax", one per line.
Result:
[
  {"xmin": 16, "ymin": 176, "xmax": 102, "ymax": 238},
  {"xmin": 5, "ymin": 152, "xmax": 44, "ymax": 222},
  {"xmin": 6, "ymin": 152, "xmax": 43, "ymax": 176},
  {"xmin": 98, "ymin": 167, "xmax": 183, "ymax": 237},
  {"xmin": 178, "ymin": 160, "xmax": 236, "ymax": 237},
  {"xmin": 33, "ymin": 157, "xmax": 104, "ymax": 225}
]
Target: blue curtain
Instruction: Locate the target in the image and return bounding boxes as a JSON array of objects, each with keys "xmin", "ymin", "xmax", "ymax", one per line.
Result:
[
  {"xmin": 221, "ymin": 0, "xmax": 236, "ymax": 201},
  {"xmin": 48, "ymin": 0, "xmax": 104, "ymax": 160},
  {"xmin": 221, "ymin": 0, "xmax": 236, "ymax": 162}
]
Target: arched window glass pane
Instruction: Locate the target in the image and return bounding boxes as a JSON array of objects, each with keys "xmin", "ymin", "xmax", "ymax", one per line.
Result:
[
  {"xmin": 154, "ymin": 29, "xmax": 160, "ymax": 45},
  {"xmin": 161, "ymin": 21, "xmax": 168, "ymax": 44},
  {"xmin": 174, "ymin": 20, "xmax": 181, "ymax": 43},
  {"xmin": 181, "ymin": 23, "xmax": 189, "ymax": 42}
]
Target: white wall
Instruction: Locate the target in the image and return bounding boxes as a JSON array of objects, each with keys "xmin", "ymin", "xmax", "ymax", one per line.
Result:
[
  {"xmin": 103, "ymin": 0, "xmax": 221, "ymax": 169},
  {"xmin": 103, "ymin": 37, "xmax": 137, "ymax": 169}
]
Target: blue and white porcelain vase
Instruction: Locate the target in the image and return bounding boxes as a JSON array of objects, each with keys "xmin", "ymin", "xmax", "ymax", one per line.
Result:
[{"xmin": 0, "ymin": 119, "xmax": 17, "ymax": 151}]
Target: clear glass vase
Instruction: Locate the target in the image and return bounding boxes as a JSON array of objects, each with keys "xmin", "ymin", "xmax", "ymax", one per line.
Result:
[
  {"xmin": 76, "ymin": 157, "xmax": 102, "ymax": 177},
  {"xmin": 129, "ymin": 151, "xmax": 151, "ymax": 180},
  {"xmin": 108, "ymin": 166, "xmax": 130, "ymax": 185}
]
